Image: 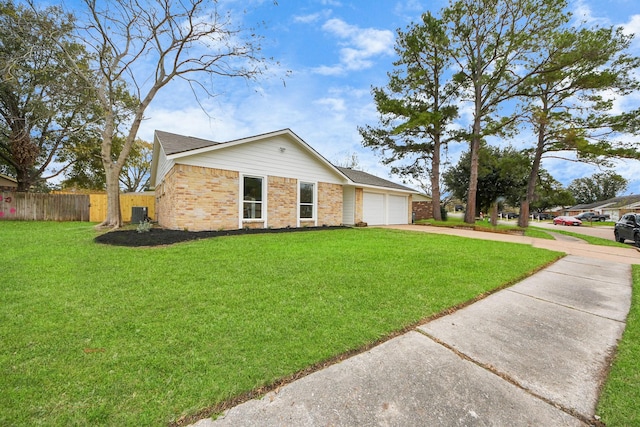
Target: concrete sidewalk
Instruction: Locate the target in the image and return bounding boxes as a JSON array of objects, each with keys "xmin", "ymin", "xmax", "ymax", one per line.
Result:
[
  {"xmin": 192, "ymin": 230, "xmax": 634, "ymax": 426},
  {"xmin": 383, "ymin": 224, "xmax": 640, "ymax": 265}
]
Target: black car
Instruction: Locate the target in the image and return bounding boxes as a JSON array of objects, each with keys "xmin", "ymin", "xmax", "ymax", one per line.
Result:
[
  {"xmin": 500, "ymin": 212, "xmax": 519, "ymax": 219},
  {"xmin": 533, "ymin": 213, "xmax": 553, "ymax": 220},
  {"xmin": 614, "ymin": 214, "xmax": 640, "ymax": 247}
]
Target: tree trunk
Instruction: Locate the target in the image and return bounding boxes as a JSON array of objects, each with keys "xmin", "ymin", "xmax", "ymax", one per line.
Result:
[
  {"xmin": 519, "ymin": 198, "xmax": 530, "ymax": 228},
  {"xmin": 518, "ymin": 111, "xmax": 547, "ymax": 228},
  {"xmin": 490, "ymin": 201, "xmax": 498, "ymax": 226},
  {"xmin": 465, "ymin": 84, "xmax": 482, "ymax": 225},
  {"xmin": 464, "ymin": 134, "xmax": 481, "ymax": 224},
  {"xmin": 10, "ymin": 128, "xmax": 39, "ymax": 192},
  {"xmin": 101, "ymin": 163, "xmax": 122, "ymax": 228},
  {"xmin": 431, "ymin": 137, "xmax": 442, "ymax": 221},
  {"xmin": 15, "ymin": 168, "xmax": 32, "ymax": 192}
]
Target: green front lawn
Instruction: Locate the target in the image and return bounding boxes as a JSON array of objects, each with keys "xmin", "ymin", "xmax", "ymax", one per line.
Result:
[
  {"xmin": 1, "ymin": 221, "xmax": 562, "ymax": 425},
  {"xmin": 597, "ymin": 264, "xmax": 640, "ymax": 426}
]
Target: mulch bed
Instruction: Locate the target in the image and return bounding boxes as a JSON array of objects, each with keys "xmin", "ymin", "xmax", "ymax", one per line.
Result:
[{"xmin": 95, "ymin": 225, "xmax": 348, "ymax": 247}]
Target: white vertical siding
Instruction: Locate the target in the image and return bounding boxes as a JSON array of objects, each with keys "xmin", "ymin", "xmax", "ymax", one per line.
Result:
[{"xmin": 342, "ymin": 186, "xmax": 356, "ymax": 225}]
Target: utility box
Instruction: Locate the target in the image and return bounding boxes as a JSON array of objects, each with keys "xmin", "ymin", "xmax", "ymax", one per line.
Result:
[{"xmin": 131, "ymin": 206, "xmax": 148, "ymax": 224}]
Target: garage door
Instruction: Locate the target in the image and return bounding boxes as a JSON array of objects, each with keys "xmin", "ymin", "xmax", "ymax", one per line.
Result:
[
  {"xmin": 388, "ymin": 195, "xmax": 408, "ymax": 224},
  {"xmin": 363, "ymin": 192, "xmax": 385, "ymax": 225},
  {"xmin": 363, "ymin": 193, "xmax": 409, "ymax": 225}
]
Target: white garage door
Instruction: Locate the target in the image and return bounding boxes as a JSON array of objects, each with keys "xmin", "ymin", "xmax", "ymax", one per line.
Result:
[
  {"xmin": 363, "ymin": 193, "xmax": 409, "ymax": 225},
  {"xmin": 388, "ymin": 195, "xmax": 408, "ymax": 224},
  {"xmin": 363, "ymin": 192, "xmax": 385, "ymax": 225}
]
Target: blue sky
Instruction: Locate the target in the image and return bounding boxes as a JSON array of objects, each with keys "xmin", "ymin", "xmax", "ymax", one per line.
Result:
[{"xmin": 134, "ymin": 0, "xmax": 640, "ymax": 196}]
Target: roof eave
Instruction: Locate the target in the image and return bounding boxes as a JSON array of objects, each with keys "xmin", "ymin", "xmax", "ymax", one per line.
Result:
[{"xmin": 351, "ymin": 183, "xmax": 417, "ymax": 194}]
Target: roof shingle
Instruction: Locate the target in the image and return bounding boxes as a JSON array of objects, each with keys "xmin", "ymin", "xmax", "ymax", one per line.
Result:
[
  {"xmin": 155, "ymin": 130, "xmax": 220, "ymax": 156},
  {"xmin": 335, "ymin": 166, "xmax": 414, "ymax": 191}
]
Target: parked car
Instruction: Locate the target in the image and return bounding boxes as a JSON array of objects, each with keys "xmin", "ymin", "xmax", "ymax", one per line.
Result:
[
  {"xmin": 553, "ymin": 216, "xmax": 582, "ymax": 226},
  {"xmin": 533, "ymin": 213, "xmax": 553, "ymax": 220},
  {"xmin": 614, "ymin": 213, "xmax": 640, "ymax": 247},
  {"xmin": 500, "ymin": 212, "xmax": 519, "ymax": 219},
  {"xmin": 575, "ymin": 212, "xmax": 610, "ymax": 222}
]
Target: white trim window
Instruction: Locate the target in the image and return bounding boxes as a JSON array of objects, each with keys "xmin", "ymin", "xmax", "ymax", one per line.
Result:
[
  {"xmin": 242, "ymin": 175, "xmax": 264, "ymax": 220},
  {"xmin": 299, "ymin": 181, "xmax": 315, "ymax": 220}
]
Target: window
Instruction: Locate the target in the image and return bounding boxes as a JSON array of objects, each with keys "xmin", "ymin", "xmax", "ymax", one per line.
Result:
[
  {"xmin": 299, "ymin": 182, "xmax": 314, "ymax": 219},
  {"xmin": 243, "ymin": 176, "xmax": 263, "ymax": 219}
]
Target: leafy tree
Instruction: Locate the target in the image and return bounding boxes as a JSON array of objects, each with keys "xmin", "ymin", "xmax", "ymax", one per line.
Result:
[
  {"xmin": 443, "ymin": 0, "xmax": 569, "ymax": 224},
  {"xmin": 0, "ymin": 1, "xmax": 98, "ymax": 191},
  {"xmin": 59, "ymin": 149, "xmax": 105, "ymax": 191},
  {"xmin": 517, "ymin": 25, "xmax": 640, "ymax": 227},
  {"xmin": 359, "ymin": 12, "xmax": 459, "ymax": 221},
  {"xmin": 443, "ymin": 145, "xmax": 531, "ymax": 224},
  {"xmin": 60, "ymin": 137, "xmax": 151, "ymax": 192},
  {"xmin": 529, "ymin": 172, "xmax": 575, "ymax": 212},
  {"xmin": 568, "ymin": 171, "xmax": 628, "ymax": 204},
  {"xmin": 59, "ymin": 0, "xmax": 274, "ymax": 228},
  {"xmin": 120, "ymin": 139, "xmax": 152, "ymax": 193}
]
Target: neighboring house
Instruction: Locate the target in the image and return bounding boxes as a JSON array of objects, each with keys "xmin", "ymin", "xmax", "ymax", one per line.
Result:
[
  {"xmin": 567, "ymin": 194, "xmax": 640, "ymax": 221},
  {"xmin": 0, "ymin": 173, "xmax": 18, "ymax": 191},
  {"xmin": 150, "ymin": 129, "xmax": 416, "ymax": 231}
]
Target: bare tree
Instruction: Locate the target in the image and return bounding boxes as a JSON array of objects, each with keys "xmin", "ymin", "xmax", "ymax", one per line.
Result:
[{"xmin": 61, "ymin": 0, "xmax": 274, "ymax": 228}]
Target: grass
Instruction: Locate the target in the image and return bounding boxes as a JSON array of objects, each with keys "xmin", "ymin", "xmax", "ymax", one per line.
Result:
[
  {"xmin": 1, "ymin": 221, "xmax": 562, "ymax": 426},
  {"xmin": 597, "ymin": 265, "xmax": 640, "ymax": 425},
  {"xmin": 417, "ymin": 217, "xmax": 555, "ymax": 240},
  {"xmin": 420, "ymin": 217, "xmax": 625, "ymax": 245},
  {"xmin": 531, "ymin": 227, "xmax": 628, "ymax": 248}
]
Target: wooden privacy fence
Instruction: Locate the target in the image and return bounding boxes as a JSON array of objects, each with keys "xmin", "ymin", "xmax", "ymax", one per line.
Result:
[
  {"xmin": 0, "ymin": 192, "xmax": 155, "ymax": 223},
  {"xmin": 0, "ymin": 192, "xmax": 90, "ymax": 221},
  {"xmin": 89, "ymin": 194, "xmax": 156, "ymax": 223}
]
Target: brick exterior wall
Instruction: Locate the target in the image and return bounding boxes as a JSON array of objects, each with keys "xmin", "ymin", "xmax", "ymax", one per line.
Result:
[
  {"xmin": 157, "ymin": 164, "xmax": 344, "ymax": 231},
  {"xmin": 157, "ymin": 164, "xmax": 239, "ymax": 231},
  {"xmin": 266, "ymin": 176, "xmax": 297, "ymax": 228},
  {"xmin": 412, "ymin": 200, "xmax": 433, "ymax": 221},
  {"xmin": 317, "ymin": 182, "xmax": 343, "ymax": 226}
]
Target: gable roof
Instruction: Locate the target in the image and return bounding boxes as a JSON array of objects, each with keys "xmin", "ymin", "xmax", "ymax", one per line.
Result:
[
  {"xmin": 335, "ymin": 167, "xmax": 414, "ymax": 192},
  {"xmin": 152, "ymin": 129, "xmax": 417, "ymax": 194}
]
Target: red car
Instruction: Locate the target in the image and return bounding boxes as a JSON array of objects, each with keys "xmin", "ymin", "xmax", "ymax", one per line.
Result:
[{"xmin": 553, "ymin": 216, "xmax": 582, "ymax": 226}]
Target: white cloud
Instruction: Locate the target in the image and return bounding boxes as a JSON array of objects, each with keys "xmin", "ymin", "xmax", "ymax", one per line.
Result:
[
  {"xmin": 294, "ymin": 13, "xmax": 323, "ymax": 24},
  {"xmin": 317, "ymin": 18, "xmax": 395, "ymax": 74},
  {"xmin": 312, "ymin": 64, "xmax": 347, "ymax": 76},
  {"xmin": 293, "ymin": 9, "xmax": 332, "ymax": 24},
  {"xmin": 571, "ymin": 0, "xmax": 610, "ymax": 26},
  {"xmin": 315, "ymin": 97, "xmax": 347, "ymax": 112},
  {"xmin": 622, "ymin": 14, "xmax": 640, "ymax": 51}
]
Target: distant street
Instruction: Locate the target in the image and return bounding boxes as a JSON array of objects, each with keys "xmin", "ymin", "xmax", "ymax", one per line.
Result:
[
  {"xmin": 448, "ymin": 211, "xmax": 616, "ymax": 243},
  {"xmin": 508, "ymin": 218, "xmax": 616, "ymax": 241}
]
